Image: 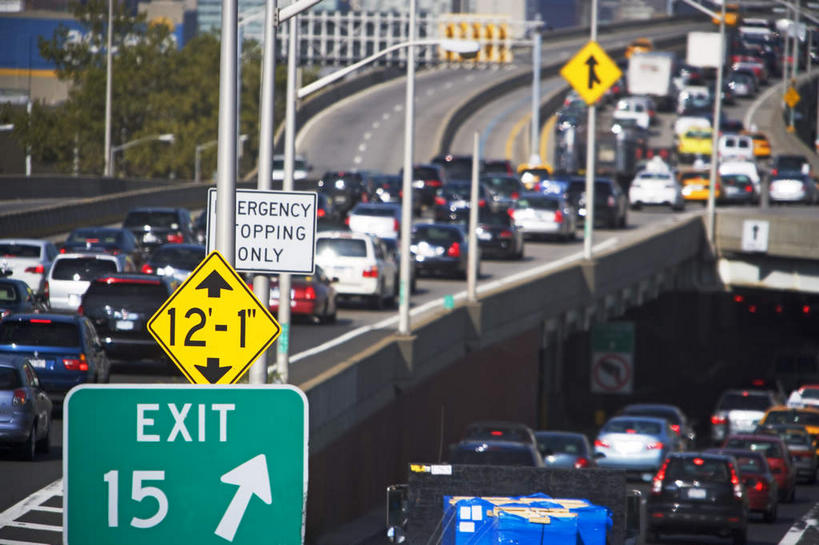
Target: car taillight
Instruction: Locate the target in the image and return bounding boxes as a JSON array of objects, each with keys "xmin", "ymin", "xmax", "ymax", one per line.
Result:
[
  {"xmin": 317, "ymin": 208, "xmax": 326, "ymax": 218},
  {"xmin": 43, "ymin": 281, "xmax": 49, "ymax": 300},
  {"xmin": 729, "ymin": 463, "xmax": 743, "ymax": 500},
  {"xmin": 510, "ymin": 192, "xmax": 519, "ymax": 200},
  {"xmin": 435, "ymin": 196, "xmax": 447, "ymax": 206},
  {"xmin": 362, "ymin": 266, "xmax": 379, "ymax": 278},
  {"xmin": 59, "ymin": 248, "xmax": 66, "ymax": 254},
  {"xmin": 670, "ymin": 424, "xmax": 681, "ymax": 435},
  {"xmin": 574, "ymin": 457, "xmax": 590, "ymax": 469},
  {"xmin": 427, "ymin": 180, "xmax": 442, "ymax": 188},
  {"xmin": 393, "ymin": 219, "xmax": 400, "ymax": 232},
  {"xmin": 447, "ymin": 242, "xmax": 461, "ymax": 258},
  {"xmin": 478, "ymin": 199, "xmax": 486, "ymax": 207},
  {"xmin": 304, "ymin": 285, "xmax": 316, "ymax": 300},
  {"xmin": 12, "ymin": 388, "xmax": 27, "ymax": 407},
  {"xmin": 345, "ymin": 216, "xmax": 351, "ymax": 226},
  {"xmin": 24, "ymin": 264, "xmax": 45, "ymax": 274},
  {"xmin": 771, "ymin": 168, "xmax": 778, "ymax": 176},
  {"xmin": 646, "ymin": 441, "xmax": 664, "ymax": 450},
  {"xmin": 594, "ymin": 439, "xmax": 609, "ymax": 448},
  {"xmin": 652, "ymin": 458, "xmax": 670, "ymax": 495},
  {"xmin": 63, "ymin": 353, "xmax": 88, "ymax": 371},
  {"xmin": 499, "ymin": 230, "xmax": 514, "ymax": 239},
  {"xmin": 141, "ymin": 264, "xmax": 154, "ymax": 274},
  {"xmin": 607, "ymin": 195, "xmax": 616, "ymax": 207},
  {"xmin": 745, "ymin": 184, "xmax": 753, "ymax": 193},
  {"xmin": 554, "ymin": 209, "xmax": 564, "ymax": 223},
  {"xmin": 166, "ymin": 233, "xmax": 184, "ymax": 243},
  {"xmin": 507, "ymin": 208, "xmax": 516, "ymax": 218},
  {"xmin": 711, "ymin": 415, "xmax": 726, "ymax": 425},
  {"xmin": 77, "ymin": 305, "xmax": 84, "ymax": 316}
]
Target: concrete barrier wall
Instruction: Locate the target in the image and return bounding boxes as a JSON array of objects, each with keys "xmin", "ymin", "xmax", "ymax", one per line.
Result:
[
  {"xmin": 301, "ymin": 215, "xmax": 708, "ymax": 543},
  {"xmin": 0, "ymin": 175, "xmax": 176, "ymax": 199},
  {"xmin": 716, "ymin": 209, "xmax": 819, "ymax": 261}
]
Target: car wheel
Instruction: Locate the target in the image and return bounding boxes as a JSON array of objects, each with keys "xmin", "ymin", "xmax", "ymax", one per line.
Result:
[
  {"xmin": 370, "ymin": 289, "xmax": 384, "ymax": 310},
  {"xmin": 763, "ymin": 502, "xmax": 777, "ymax": 523},
  {"xmin": 36, "ymin": 419, "xmax": 50, "ymax": 454},
  {"xmin": 788, "ymin": 484, "xmax": 796, "ymax": 503},
  {"xmin": 732, "ymin": 528, "xmax": 747, "ymax": 545},
  {"xmin": 631, "ymin": 202, "xmax": 642, "ymax": 211},
  {"xmin": 19, "ymin": 425, "xmax": 36, "ymax": 461}
]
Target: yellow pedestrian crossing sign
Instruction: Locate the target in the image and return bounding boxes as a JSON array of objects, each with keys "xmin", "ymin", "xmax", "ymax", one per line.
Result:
[
  {"xmin": 147, "ymin": 250, "xmax": 281, "ymax": 384},
  {"xmin": 784, "ymin": 86, "xmax": 800, "ymax": 108},
  {"xmin": 560, "ymin": 41, "xmax": 622, "ymax": 105}
]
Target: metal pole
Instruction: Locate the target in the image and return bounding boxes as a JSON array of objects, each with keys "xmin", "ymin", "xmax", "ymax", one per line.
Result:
[
  {"xmin": 529, "ymin": 26, "xmax": 542, "ymax": 165},
  {"xmin": 104, "ymin": 0, "xmax": 113, "ymax": 177},
  {"xmin": 467, "ymin": 132, "xmax": 479, "ymax": 302},
  {"xmin": 815, "ymin": 78, "xmax": 819, "ymax": 153},
  {"xmin": 237, "ymin": 25, "xmax": 243, "ymax": 178},
  {"xmin": 790, "ymin": 0, "xmax": 801, "ymax": 130},
  {"xmin": 250, "ymin": 0, "xmax": 277, "ymax": 386},
  {"xmin": 195, "ymin": 145, "xmax": 202, "ymax": 183},
  {"xmin": 398, "ymin": 0, "xmax": 416, "ymax": 336},
  {"xmin": 707, "ymin": 0, "xmax": 725, "ymax": 243},
  {"xmin": 808, "ymin": 28, "xmax": 812, "ymax": 74},
  {"xmin": 583, "ymin": 0, "xmax": 598, "ymax": 261},
  {"xmin": 25, "ymin": 100, "xmax": 31, "ymax": 177},
  {"xmin": 215, "ymin": 0, "xmax": 238, "ymax": 264},
  {"xmin": 277, "ymin": 16, "xmax": 298, "ymax": 383}
]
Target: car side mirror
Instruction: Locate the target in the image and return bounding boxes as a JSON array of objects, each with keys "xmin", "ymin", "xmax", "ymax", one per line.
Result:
[
  {"xmin": 331, "ymin": 277, "xmax": 340, "ymax": 283},
  {"xmin": 595, "ymin": 452, "xmax": 606, "ymax": 459}
]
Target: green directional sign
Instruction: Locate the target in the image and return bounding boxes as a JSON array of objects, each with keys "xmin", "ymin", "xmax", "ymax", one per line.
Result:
[{"xmin": 64, "ymin": 385, "xmax": 308, "ymax": 545}]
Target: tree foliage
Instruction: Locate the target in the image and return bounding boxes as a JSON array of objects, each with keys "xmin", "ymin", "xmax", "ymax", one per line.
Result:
[{"xmin": 0, "ymin": 0, "xmax": 312, "ymax": 180}]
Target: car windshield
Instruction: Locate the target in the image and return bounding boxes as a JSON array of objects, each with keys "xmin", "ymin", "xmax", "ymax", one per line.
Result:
[
  {"xmin": 433, "ymin": 157, "xmax": 472, "ymax": 180},
  {"xmin": 776, "ymin": 157, "xmax": 807, "ymax": 171},
  {"xmin": 718, "ymin": 392, "xmax": 772, "ymax": 411},
  {"xmin": 352, "ymin": 206, "xmax": 396, "ymax": 217},
  {"xmin": 413, "ymin": 226, "xmax": 461, "ymax": 245},
  {"xmin": 67, "ymin": 230, "xmax": 120, "ymax": 244},
  {"xmin": 666, "ymin": 458, "xmax": 731, "ymax": 483},
  {"xmin": 51, "ymin": 258, "xmax": 118, "ymax": 281},
  {"xmin": 624, "ymin": 408, "xmax": 680, "ymax": 424},
  {"xmin": 801, "ymin": 388, "xmax": 819, "ymax": 400},
  {"xmin": 685, "ymin": 130, "xmax": 711, "ymax": 138},
  {"xmin": 412, "ymin": 167, "xmax": 439, "ymax": 179},
  {"xmin": 150, "ymin": 247, "xmax": 205, "ymax": 270},
  {"xmin": 603, "ymin": 419, "xmax": 662, "ymax": 435},
  {"xmin": 724, "ymin": 438, "xmax": 783, "ymax": 458},
  {"xmin": 721, "ymin": 174, "xmax": 751, "ymax": 186},
  {"xmin": 680, "ymin": 172, "xmax": 708, "ymax": 182},
  {"xmin": 515, "ymin": 197, "xmax": 559, "ymax": 211},
  {"xmin": 0, "ymin": 367, "xmax": 21, "ymax": 389},
  {"xmin": 0, "ymin": 244, "xmax": 41, "ymax": 258},
  {"xmin": 450, "ymin": 445, "xmax": 537, "ymax": 466},
  {"xmin": 536, "ymin": 434, "xmax": 586, "ymax": 455},
  {"xmin": 0, "ymin": 320, "xmax": 79, "ymax": 347},
  {"xmin": 783, "ymin": 431, "xmax": 812, "ymax": 447},
  {"xmin": 465, "ymin": 425, "xmax": 531, "ymax": 443},
  {"xmin": 0, "ymin": 284, "xmax": 21, "ymax": 304},
  {"xmin": 481, "ymin": 176, "xmax": 520, "ymax": 195},
  {"xmin": 765, "ymin": 410, "xmax": 819, "ymax": 427},
  {"xmin": 85, "ymin": 282, "xmax": 168, "ymax": 300},
  {"xmin": 124, "ymin": 211, "xmax": 180, "ymax": 229},
  {"xmin": 316, "ymin": 239, "xmax": 368, "ymax": 258},
  {"xmin": 733, "ymin": 454, "xmax": 764, "ymax": 474},
  {"xmin": 479, "ymin": 211, "xmax": 513, "ymax": 227}
]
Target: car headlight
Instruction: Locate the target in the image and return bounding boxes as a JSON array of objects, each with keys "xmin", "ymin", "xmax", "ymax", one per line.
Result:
[{"xmin": 334, "ymin": 179, "xmax": 345, "ymax": 189}]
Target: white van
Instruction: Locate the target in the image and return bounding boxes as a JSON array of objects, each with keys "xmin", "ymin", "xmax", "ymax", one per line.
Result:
[
  {"xmin": 718, "ymin": 134, "xmax": 754, "ymax": 162},
  {"xmin": 46, "ymin": 253, "xmax": 134, "ymax": 312}
]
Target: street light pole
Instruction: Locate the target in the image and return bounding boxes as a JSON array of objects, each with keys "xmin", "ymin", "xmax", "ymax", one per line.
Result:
[
  {"xmin": 790, "ymin": 0, "xmax": 801, "ymax": 130},
  {"xmin": 250, "ymin": 0, "xmax": 277, "ymax": 385},
  {"xmin": 706, "ymin": 0, "xmax": 725, "ymax": 244},
  {"xmin": 215, "ymin": 0, "xmax": 238, "ymax": 268},
  {"xmin": 104, "ymin": 0, "xmax": 113, "ymax": 177},
  {"xmin": 110, "ymin": 133, "xmax": 174, "ymax": 177},
  {"xmin": 583, "ymin": 0, "xmax": 598, "ymax": 261},
  {"xmin": 467, "ymin": 132, "xmax": 479, "ymax": 302},
  {"xmin": 398, "ymin": 0, "xmax": 416, "ymax": 336},
  {"xmin": 529, "ymin": 24, "xmax": 542, "ymax": 165},
  {"xmin": 277, "ymin": 16, "xmax": 298, "ymax": 383}
]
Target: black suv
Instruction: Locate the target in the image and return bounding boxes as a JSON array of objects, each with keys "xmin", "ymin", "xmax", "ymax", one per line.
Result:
[
  {"xmin": 122, "ymin": 207, "xmax": 194, "ymax": 260},
  {"xmin": 79, "ymin": 274, "xmax": 175, "ymax": 360},
  {"xmin": 317, "ymin": 171, "xmax": 365, "ymax": 216},
  {"xmin": 647, "ymin": 452, "xmax": 748, "ymax": 544},
  {"xmin": 566, "ymin": 177, "xmax": 628, "ymax": 229}
]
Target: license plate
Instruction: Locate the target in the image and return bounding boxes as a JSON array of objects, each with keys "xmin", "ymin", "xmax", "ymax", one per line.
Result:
[
  {"xmin": 29, "ymin": 359, "xmax": 46, "ymax": 369},
  {"xmin": 143, "ymin": 232, "xmax": 157, "ymax": 243},
  {"xmin": 412, "ymin": 180, "xmax": 425, "ymax": 189},
  {"xmin": 687, "ymin": 488, "xmax": 707, "ymax": 499},
  {"xmin": 477, "ymin": 232, "xmax": 492, "ymax": 241},
  {"xmin": 616, "ymin": 441, "xmax": 642, "ymax": 454},
  {"xmin": 116, "ymin": 320, "xmax": 134, "ymax": 331},
  {"xmin": 334, "ymin": 195, "xmax": 347, "ymax": 203}
]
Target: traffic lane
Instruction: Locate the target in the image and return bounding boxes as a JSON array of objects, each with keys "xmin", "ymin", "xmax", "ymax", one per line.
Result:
[
  {"xmin": 0, "ymin": 416, "xmax": 62, "ymax": 512},
  {"xmin": 633, "ymin": 480, "xmax": 818, "ymax": 545}
]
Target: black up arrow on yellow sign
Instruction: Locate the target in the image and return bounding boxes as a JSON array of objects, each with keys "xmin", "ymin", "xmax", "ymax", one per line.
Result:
[{"xmin": 560, "ymin": 40, "xmax": 622, "ymax": 105}]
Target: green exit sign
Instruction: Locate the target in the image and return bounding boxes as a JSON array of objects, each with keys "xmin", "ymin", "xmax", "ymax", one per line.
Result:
[{"xmin": 64, "ymin": 385, "xmax": 307, "ymax": 545}]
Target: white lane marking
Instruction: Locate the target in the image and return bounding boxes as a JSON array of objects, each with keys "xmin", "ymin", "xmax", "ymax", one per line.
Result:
[
  {"xmin": 0, "ymin": 479, "xmax": 62, "ymax": 529},
  {"xmin": 358, "ymin": 143, "xmax": 367, "ymax": 152},
  {"xmin": 445, "ymin": 82, "xmax": 453, "ymax": 89},
  {"xmin": 393, "ymin": 104, "xmax": 403, "ymax": 112},
  {"xmin": 363, "ymin": 132, "xmax": 372, "ymax": 140},
  {"xmin": 353, "ymin": 156, "xmax": 363, "ymax": 164},
  {"xmin": 0, "ymin": 539, "xmax": 49, "ymax": 545},
  {"xmin": 744, "ymin": 81, "xmax": 783, "ymax": 131},
  {"xmin": 373, "ymin": 121, "xmax": 381, "ymax": 129},
  {"xmin": 426, "ymin": 89, "xmax": 435, "ymax": 96},
  {"xmin": 465, "ymin": 75, "xmax": 475, "ymax": 82},
  {"xmin": 287, "ymin": 238, "xmax": 618, "ymax": 366},
  {"xmin": 382, "ymin": 112, "xmax": 391, "ymax": 120},
  {"xmin": 29, "ymin": 506, "xmax": 61, "ymax": 514},
  {"xmin": 5, "ymin": 522, "xmax": 61, "ymax": 532}
]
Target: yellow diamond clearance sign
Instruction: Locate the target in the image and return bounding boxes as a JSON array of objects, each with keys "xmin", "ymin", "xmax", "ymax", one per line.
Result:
[
  {"xmin": 560, "ymin": 40, "xmax": 622, "ymax": 105},
  {"xmin": 784, "ymin": 86, "xmax": 800, "ymax": 108},
  {"xmin": 148, "ymin": 251, "xmax": 280, "ymax": 384}
]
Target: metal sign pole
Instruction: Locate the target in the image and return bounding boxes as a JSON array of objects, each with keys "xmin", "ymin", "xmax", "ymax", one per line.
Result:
[
  {"xmin": 104, "ymin": 0, "xmax": 113, "ymax": 177},
  {"xmin": 277, "ymin": 16, "xmax": 298, "ymax": 383},
  {"xmin": 215, "ymin": 0, "xmax": 238, "ymax": 266},
  {"xmin": 583, "ymin": 0, "xmax": 598, "ymax": 261},
  {"xmin": 529, "ymin": 27, "xmax": 542, "ymax": 165},
  {"xmin": 250, "ymin": 0, "xmax": 277, "ymax": 385},
  {"xmin": 467, "ymin": 132, "xmax": 479, "ymax": 302},
  {"xmin": 706, "ymin": 0, "xmax": 725, "ymax": 243},
  {"xmin": 398, "ymin": 0, "xmax": 416, "ymax": 336}
]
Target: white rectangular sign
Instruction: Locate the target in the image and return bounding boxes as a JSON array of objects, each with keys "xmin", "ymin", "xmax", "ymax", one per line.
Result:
[
  {"xmin": 207, "ymin": 188, "xmax": 317, "ymax": 274},
  {"xmin": 687, "ymin": 32, "xmax": 722, "ymax": 68},
  {"xmin": 741, "ymin": 219, "xmax": 769, "ymax": 253}
]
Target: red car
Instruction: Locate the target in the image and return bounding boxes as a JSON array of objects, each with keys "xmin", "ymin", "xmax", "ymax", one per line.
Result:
[
  {"xmin": 267, "ymin": 267, "xmax": 337, "ymax": 324},
  {"xmin": 723, "ymin": 434, "xmax": 796, "ymax": 503},
  {"xmin": 709, "ymin": 448, "xmax": 778, "ymax": 522}
]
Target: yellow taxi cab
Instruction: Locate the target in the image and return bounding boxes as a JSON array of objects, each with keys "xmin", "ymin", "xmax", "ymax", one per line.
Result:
[
  {"xmin": 625, "ymin": 37, "xmax": 653, "ymax": 59},
  {"xmin": 517, "ymin": 163, "xmax": 553, "ymax": 191},
  {"xmin": 678, "ymin": 169, "xmax": 720, "ymax": 203},
  {"xmin": 677, "ymin": 127, "xmax": 713, "ymax": 161},
  {"xmin": 758, "ymin": 405, "xmax": 819, "ymax": 455},
  {"xmin": 745, "ymin": 132, "xmax": 772, "ymax": 159}
]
